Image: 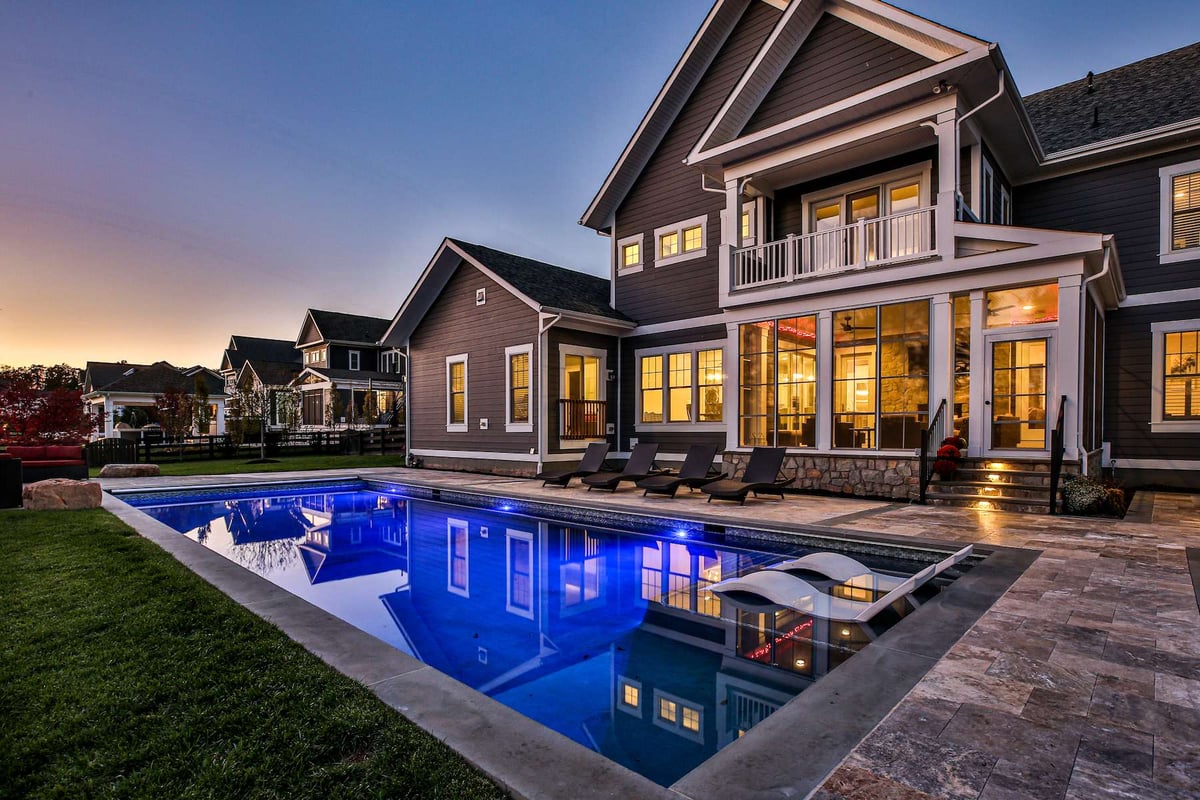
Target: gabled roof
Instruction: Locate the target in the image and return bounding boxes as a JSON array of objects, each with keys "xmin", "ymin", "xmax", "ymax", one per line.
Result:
[
  {"xmin": 239, "ymin": 359, "xmax": 302, "ymax": 388},
  {"xmin": 228, "ymin": 335, "xmax": 300, "ymax": 364},
  {"xmin": 299, "ymin": 309, "xmax": 391, "ymax": 347},
  {"xmin": 84, "ymin": 361, "xmax": 147, "ymax": 392},
  {"xmin": 291, "ymin": 367, "xmax": 405, "ymax": 386},
  {"xmin": 1023, "ymin": 41, "xmax": 1200, "ymax": 156},
  {"xmin": 381, "ymin": 238, "xmax": 633, "ymax": 347},
  {"xmin": 84, "ymin": 361, "xmax": 227, "ymax": 397}
]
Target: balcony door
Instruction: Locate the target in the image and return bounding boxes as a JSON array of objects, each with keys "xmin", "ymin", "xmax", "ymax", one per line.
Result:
[
  {"xmin": 560, "ymin": 347, "xmax": 606, "ymax": 443},
  {"xmin": 808, "ymin": 177, "xmax": 922, "ymax": 269},
  {"xmin": 985, "ymin": 335, "xmax": 1051, "ymax": 452}
]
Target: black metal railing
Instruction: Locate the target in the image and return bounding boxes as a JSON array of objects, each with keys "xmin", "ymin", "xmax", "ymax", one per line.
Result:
[
  {"xmin": 559, "ymin": 399, "xmax": 606, "ymax": 439},
  {"xmin": 918, "ymin": 398, "xmax": 948, "ymax": 504},
  {"xmin": 1048, "ymin": 395, "xmax": 1068, "ymax": 515}
]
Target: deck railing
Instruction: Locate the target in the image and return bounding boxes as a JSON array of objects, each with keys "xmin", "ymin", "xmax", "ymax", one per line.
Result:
[
  {"xmin": 918, "ymin": 398, "xmax": 949, "ymax": 504},
  {"xmin": 559, "ymin": 399, "xmax": 606, "ymax": 440},
  {"xmin": 732, "ymin": 206, "xmax": 935, "ymax": 290},
  {"xmin": 1048, "ymin": 395, "xmax": 1068, "ymax": 515}
]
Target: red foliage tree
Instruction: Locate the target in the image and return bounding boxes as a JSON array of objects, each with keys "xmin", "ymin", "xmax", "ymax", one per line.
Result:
[
  {"xmin": 0, "ymin": 378, "xmax": 43, "ymax": 443},
  {"xmin": 36, "ymin": 388, "xmax": 95, "ymax": 443}
]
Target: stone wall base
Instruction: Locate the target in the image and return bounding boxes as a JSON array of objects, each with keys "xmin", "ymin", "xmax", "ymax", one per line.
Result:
[
  {"xmin": 723, "ymin": 452, "xmax": 919, "ymax": 501},
  {"xmin": 415, "ymin": 455, "xmax": 536, "ymax": 478}
]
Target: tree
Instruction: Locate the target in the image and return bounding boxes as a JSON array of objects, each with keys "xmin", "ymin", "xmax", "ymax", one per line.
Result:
[
  {"xmin": 37, "ymin": 389, "xmax": 95, "ymax": 442},
  {"xmin": 154, "ymin": 386, "xmax": 195, "ymax": 460},
  {"xmin": 233, "ymin": 385, "xmax": 272, "ymax": 462},
  {"xmin": 275, "ymin": 389, "xmax": 301, "ymax": 430},
  {"xmin": 326, "ymin": 383, "xmax": 344, "ymax": 429},
  {"xmin": 0, "ymin": 378, "xmax": 44, "ymax": 442},
  {"xmin": 362, "ymin": 390, "xmax": 379, "ymax": 427},
  {"xmin": 193, "ymin": 374, "xmax": 212, "ymax": 435}
]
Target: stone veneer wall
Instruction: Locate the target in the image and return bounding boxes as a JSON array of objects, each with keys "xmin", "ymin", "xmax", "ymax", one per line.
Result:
[{"xmin": 723, "ymin": 452, "xmax": 919, "ymax": 500}]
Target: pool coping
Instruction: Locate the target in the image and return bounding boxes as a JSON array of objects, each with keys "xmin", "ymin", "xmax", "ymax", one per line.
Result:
[{"xmin": 103, "ymin": 475, "xmax": 1037, "ymax": 800}]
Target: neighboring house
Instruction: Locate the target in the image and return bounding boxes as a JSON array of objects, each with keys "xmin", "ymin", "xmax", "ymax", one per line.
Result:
[
  {"xmin": 383, "ymin": 1, "xmax": 1199, "ymax": 492},
  {"xmin": 381, "ymin": 238, "xmax": 635, "ymax": 474},
  {"xmin": 291, "ymin": 309, "xmax": 405, "ymax": 427},
  {"xmin": 82, "ymin": 361, "xmax": 228, "ymax": 437},
  {"xmin": 234, "ymin": 359, "xmax": 303, "ymax": 429},
  {"xmin": 218, "ymin": 335, "xmax": 301, "ymax": 395}
]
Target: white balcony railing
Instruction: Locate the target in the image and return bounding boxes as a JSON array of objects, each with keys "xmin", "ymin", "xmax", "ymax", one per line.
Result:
[{"xmin": 732, "ymin": 206, "xmax": 936, "ymax": 291}]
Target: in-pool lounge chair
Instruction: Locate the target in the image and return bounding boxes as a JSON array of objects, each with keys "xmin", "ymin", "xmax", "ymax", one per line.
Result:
[
  {"xmin": 535, "ymin": 442, "xmax": 610, "ymax": 487},
  {"xmin": 700, "ymin": 447, "xmax": 793, "ymax": 504},
  {"xmin": 636, "ymin": 443, "xmax": 722, "ymax": 497},
  {"xmin": 581, "ymin": 443, "xmax": 662, "ymax": 491}
]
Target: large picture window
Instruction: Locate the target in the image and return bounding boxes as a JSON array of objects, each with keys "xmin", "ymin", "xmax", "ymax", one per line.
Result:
[
  {"xmin": 739, "ymin": 317, "xmax": 816, "ymax": 447},
  {"xmin": 638, "ymin": 345, "xmax": 723, "ymax": 425}
]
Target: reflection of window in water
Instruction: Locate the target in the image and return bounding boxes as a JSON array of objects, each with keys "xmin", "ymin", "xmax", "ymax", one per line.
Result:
[
  {"xmin": 737, "ymin": 609, "xmax": 814, "ymax": 675},
  {"xmin": 560, "ymin": 528, "xmax": 603, "ymax": 609},
  {"xmin": 506, "ymin": 530, "xmax": 534, "ymax": 618},
  {"xmin": 640, "ymin": 542, "xmax": 721, "ymax": 617}
]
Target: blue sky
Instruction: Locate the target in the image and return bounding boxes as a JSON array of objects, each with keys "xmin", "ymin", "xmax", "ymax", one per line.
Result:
[{"xmin": 2, "ymin": 0, "xmax": 1197, "ymax": 367}]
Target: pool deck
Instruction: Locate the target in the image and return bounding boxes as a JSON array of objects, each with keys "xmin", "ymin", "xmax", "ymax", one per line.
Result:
[{"xmin": 100, "ymin": 467, "xmax": 1200, "ymax": 800}]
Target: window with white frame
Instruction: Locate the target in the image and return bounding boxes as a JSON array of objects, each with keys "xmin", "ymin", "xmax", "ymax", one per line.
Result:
[
  {"xmin": 381, "ymin": 351, "xmax": 402, "ymax": 374},
  {"xmin": 740, "ymin": 198, "xmax": 761, "ymax": 246},
  {"xmin": 1161, "ymin": 160, "xmax": 1200, "ymax": 263},
  {"xmin": 1151, "ymin": 319, "xmax": 1200, "ymax": 431},
  {"xmin": 446, "ymin": 354, "xmax": 468, "ymax": 432},
  {"xmin": 447, "ymin": 518, "xmax": 469, "ymax": 597},
  {"xmin": 653, "ymin": 214, "xmax": 708, "ymax": 267},
  {"xmin": 617, "ymin": 233, "xmax": 643, "ymax": 273},
  {"xmin": 617, "ymin": 677, "xmax": 642, "ymax": 717},
  {"xmin": 653, "ymin": 689, "xmax": 703, "ymax": 743},
  {"xmin": 505, "ymin": 344, "xmax": 533, "ymax": 432},
  {"xmin": 637, "ymin": 343, "xmax": 723, "ymax": 427},
  {"xmin": 505, "ymin": 529, "xmax": 534, "ymax": 618},
  {"xmin": 803, "ymin": 164, "xmax": 931, "ymax": 267},
  {"xmin": 348, "ymin": 350, "xmax": 361, "ymax": 371}
]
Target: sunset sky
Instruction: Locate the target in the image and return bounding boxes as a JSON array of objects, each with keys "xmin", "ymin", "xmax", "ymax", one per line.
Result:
[{"xmin": 3, "ymin": 0, "xmax": 1197, "ymax": 369}]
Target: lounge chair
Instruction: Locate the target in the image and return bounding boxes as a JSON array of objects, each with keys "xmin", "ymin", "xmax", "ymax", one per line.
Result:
[
  {"xmin": 581, "ymin": 442, "xmax": 662, "ymax": 491},
  {"xmin": 636, "ymin": 443, "xmax": 723, "ymax": 497},
  {"xmin": 535, "ymin": 442, "xmax": 610, "ymax": 487},
  {"xmin": 700, "ymin": 447, "xmax": 793, "ymax": 504}
]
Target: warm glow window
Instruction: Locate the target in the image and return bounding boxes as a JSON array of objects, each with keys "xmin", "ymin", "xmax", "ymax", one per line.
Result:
[
  {"xmin": 617, "ymin": 677, "xmax": 642, "ymax": 717},
  {"xmin": 668, "ymin": 353, "xmax": 692, "ymax": 422},
  {"xmin": 953, "ymin": 295, "xmax": 971, "ymax": 446},
  {"xmin": 642, "ymin": 542, "xmax": 721, "ymax": 618},
  {"xmin": 658, "ymin": 698, "xmax": 677, "ymax": 723},
  {"xmin": 1170, "ymin": 170, "xmax": 1200, "ymax": 253},
  {"xmin": 682, "ymin": 224, "xmax": 703, "ymax": 252},
  {"xmin": 654, "ymin": 215, "xmax": 707, "ymax": 265},
  {"xmin": 640, "ymin": 355, "xmax": 663, "ymax": 423},
  {"xmin": 622, "ymin": 683, "xmax": 639, "ymax": 708},
  {"xmin": 508, "ymin": 351, "xmax": 530, "ymax": 424},
  {"xmin": 985, "ymin": 284, "xmax": 1059, "ymax": 328},
  {"xmin": 447, "ymin": 357, "xmax": 467, "ymax": 428},
  {"xmin": 1164, "ymin": 330, "xmax": 1200, "ymax": 419},
  {"xmin": 660, "ymin": 231, "xmax": 679, "ymax": 258},
  {"xmin": 739, "ymin": 317, "xmax": 817, "ymax": 448},
  {"xmin": 638, "ymin": 346, "xmax": 723, "ymax": 425},
  {"xmin": 622, "ymin": 241, "xmax": 640, "ymax": 267},
  {"xmin": 698, "ymin": 349, "xmax": 723, "ymax": 422}
]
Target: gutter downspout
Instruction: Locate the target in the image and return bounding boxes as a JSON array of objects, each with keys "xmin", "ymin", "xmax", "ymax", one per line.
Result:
[
  {"xmin": 953, "ymin": 69, "xmax": 1006, "ymax": 215},
  {"xmin": 1079, "ymin": 239, "xmax": 1114, "ymax": 473},
  {"xmin": 537, "ymin": 313, "xmax": 562, "ymax": 474}
]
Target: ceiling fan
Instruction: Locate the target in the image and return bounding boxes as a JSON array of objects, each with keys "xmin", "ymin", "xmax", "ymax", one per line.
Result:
[{"xmin": 841, "ymin": 315, "xmax": 874, "ymax": 332}]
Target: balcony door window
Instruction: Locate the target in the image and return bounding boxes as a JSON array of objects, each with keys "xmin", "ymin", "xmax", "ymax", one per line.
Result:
[
  {"xmin": 564, "ymin": 354, "xmax": 601, "ymax": 402},
  {"xmin": 560, "ymin": 347, "xmax": 605, "ymax": 441}
]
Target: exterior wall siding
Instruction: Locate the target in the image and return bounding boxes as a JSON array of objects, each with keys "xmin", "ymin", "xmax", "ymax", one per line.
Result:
[
  {"xmin": 1016, "ymin": 144, "xmax": 1200, "ymax": 295},
  {"xmin": 409, "ymin": 261, "xmax": 538, "ymax": 456},
  {"xmin": 613, "ymin": 1, "xmax": 780, "ymax": 326},
  {"xmin": 743, "ymin": 13, "xmax": 934, "ymax": 135}
]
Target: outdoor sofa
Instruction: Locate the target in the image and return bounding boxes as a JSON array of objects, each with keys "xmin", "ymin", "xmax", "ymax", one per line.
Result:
[{"xmin": 2, "ymin": 444, "xmax": 89, "ymax": 481}]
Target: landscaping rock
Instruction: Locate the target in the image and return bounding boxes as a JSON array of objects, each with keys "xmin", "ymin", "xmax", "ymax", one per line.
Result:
[
  {"xmin": 98, "ymin": 463, "xmax": 161, "ymax": 478},
  {"xmin": 22, "ymin": 479, "xmax": 102, "ymax": 511}
]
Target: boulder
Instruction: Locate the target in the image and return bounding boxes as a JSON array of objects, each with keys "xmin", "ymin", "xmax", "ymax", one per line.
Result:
[
  {"xmin": 98, "ymin": 463, "xmax": 161, "ymax": 478},
  {"xmin": 22, "ymin": 479, "xmax": 103, "ymax": 511}
]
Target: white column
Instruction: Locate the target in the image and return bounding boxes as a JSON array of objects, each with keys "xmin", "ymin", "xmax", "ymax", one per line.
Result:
[
  {"xmin": 214, "ymin": 399, "xmax": 226, "ymax": 435},
  {"xmin": 816, "ymin": 310, "xmax": 834, "ymax": 450},
  {"xmin": 929, "ymin": 293, "xmax": 953, "ymax": 443},
  {"xmin": 725, "ymin": 321, "xmax": 740, "ymax": 453},
  {"xmin": 103, "ymin": 397, "xmax": 114, "ymax": 437},
  {"xmin": 1057, "ymin": 274, "xmax": 1083, "ymax": 461},
  {"xmin": 934, "ymin": 108, "xmax": 958, "ymax": 258},
  {"xmin": 968, "ymin": 291, "xmax": 986, "ymax": 457},
  {"xmin": 719, "ymin": 178, "xmax": 741, "ymax": 298}
]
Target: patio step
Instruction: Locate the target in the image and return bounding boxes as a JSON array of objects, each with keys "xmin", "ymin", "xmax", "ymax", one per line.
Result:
[{"xmin": 924, "ymin": 456, "xmax": 1077, "ymax": 512}]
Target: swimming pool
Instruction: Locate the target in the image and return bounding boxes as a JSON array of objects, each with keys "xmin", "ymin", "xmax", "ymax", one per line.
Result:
[{"xmin": 126, "ymin": 480, "xmax": 965, "ymax": 787}]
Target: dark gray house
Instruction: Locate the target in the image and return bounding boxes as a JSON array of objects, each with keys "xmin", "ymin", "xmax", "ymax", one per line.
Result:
[
  {"xmin": 219, "ymin": 335, "xmax": 304, "ymax": 429},
  {"xmin": 383, "ymin": 0, "xmax": 1199, "ymax": 494}
]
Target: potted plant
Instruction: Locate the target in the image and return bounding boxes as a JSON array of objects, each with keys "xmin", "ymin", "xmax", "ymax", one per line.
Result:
[{"xmin": 932, "ymin": 437, "xmax": 963, "ymax": 479}]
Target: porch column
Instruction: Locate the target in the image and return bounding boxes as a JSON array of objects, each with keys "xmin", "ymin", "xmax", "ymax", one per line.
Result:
[
  {"xmin": 933, "ymin": 108, "xmax": 958, "ymax": 257},
  {"xmin": 968, "ymin": 291, "xmax": 986, "ymax": 458},
  {"xmin": 816, "ymin": 310, "xmax": 834, "ymax": 450},
  {"xmin": 725, "ymin": 321, "xmax": 740, "ymax": 453},
  {"xmin": 719, "ymin": 178, "xmax": 741, "ymax": 297},
  {"xmin": 1057, "ymin": 274, "xmax": 1083, "ymax": 461},
  {"xmin": 214, "ymin": 399, "xmax": 226, "ymax": 435},
  {"xmin": 102, "ymin": 397, "xmax": 114, "ymax": 437},
  {"xmin": 929, "ymin": 294, "xmax": 953, "ymax": 438}
]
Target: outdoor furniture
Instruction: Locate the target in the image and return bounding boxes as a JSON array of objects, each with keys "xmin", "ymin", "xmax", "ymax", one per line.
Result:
[
  {"xmin": 5, "ymin": 445, "xmax": 88, "ymax": 481},
  {"xmin": 700, "ymin": 447, "xmax": 793, "ymax": 504},
  {"xmin": 581, "ymin": 443, "xmax": 662, "ymax": 491},
  {"xmin": 636, "ymin": 443, "xmax": 722, "ymax": 497},
  {"xmin": 535, "ymin": 442, "xmax": 610, "ymax": 487},
  {"xmin": 0, "ymin": 454, "xmax": 22, "ymax": 508}
]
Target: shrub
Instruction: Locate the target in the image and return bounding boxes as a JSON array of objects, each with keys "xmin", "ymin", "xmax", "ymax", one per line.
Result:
[
  {"xmin": 932, "ymin": 458, "xmax": 959, "ymax": 478},
  {"xmin": 936, "ymin": 444, "xmax": 960, "ymax": 459},
  {"xmin": 1061, "ymin": 476, "xmax": 1109, "ymax": 515}
]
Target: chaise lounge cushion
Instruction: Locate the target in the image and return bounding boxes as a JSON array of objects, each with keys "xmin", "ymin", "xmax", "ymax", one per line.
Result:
[
  {"xmin": 45, "ymin": 445, "xmax": 85, "ymax": 461},
  {"xmin": 7, "ymin": 446, "xmax": 46, "ymax": 460}
]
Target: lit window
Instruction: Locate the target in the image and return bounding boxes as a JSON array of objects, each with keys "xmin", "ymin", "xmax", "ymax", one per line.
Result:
[
  {"xmin": 623, "ymin": 242, "xmax": 640, "ymax": 267},
  {"xmin": 668, "ymin": 353, "xmax": 692, "ymax": 422},
  {"xmin": 447, "ymin": 354, "xmax": 468, "ymax": 431},
  {"xmin": 617, "ymin": 677, "xmax": 642, "ymax": 717},
  {"xmin": 698, "ymin": 349, "xmax": 722, "ymax": 422},
  {"xmin": 660, "ymin": 231, "xmax": 679, "ymax": 258},
  {"xmin": 653, "ymin": 215, "xmax": 707, "ymax": 265},
  {"xmin": 638, "ymin": 344, "xmax": 723, "ymax": 426},
  {"xmin": 1164, "ymin": 330, "xmax": 1200, "ymax": 420},
  {"xmin": 682, "ymin": 706, "xmax": 701, "ymax": 733},
  {"xmin": 682, "ymin": 225, "xmax": 703, "ymax": 252},
  {"xmin": 985, "ymin": 284, "xmax": 1059, "ymax": 328},
  {"xmin": 623, "ymin": 683, "xmax": 639, "ymax": 707},
  {"xmin": 1160, "ymin": 161, "xmax": 1200, "ymax": 263},
  {"xmin": 506, "ymin": 345, "xmax": 532, "ymax": 428},
  {"xmin": 640, "ymin": 355, "xmax": 663, "ymax": 423},
  {"xmin": 658, "ymin": 698, "xmax": 677, "ymax": 723},
  {"xmin": 741, "ymin": 210, "xmax": 752, "ymax": 241},
  {"xmin": 740, "ymin": 318, "xmax": 817, "ymax": 447},
  {"xmin": 652, "ymin": 690, "xmax": 704, "ymax": 742}
]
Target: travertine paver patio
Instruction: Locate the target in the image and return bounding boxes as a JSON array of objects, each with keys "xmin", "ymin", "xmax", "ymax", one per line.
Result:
[{"xmin": 100, "ymin": 467, "xmax": 1200, "ymax": 799}]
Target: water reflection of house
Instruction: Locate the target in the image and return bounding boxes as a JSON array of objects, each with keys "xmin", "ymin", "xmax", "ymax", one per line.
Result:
[{"xmin": 296, "ymin": 494, "xmax": 408, "ymax": 585}]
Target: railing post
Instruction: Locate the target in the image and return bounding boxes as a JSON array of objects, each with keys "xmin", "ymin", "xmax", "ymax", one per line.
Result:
[
  {"xmin": 919, "ymin": 428, "xmax": 930, "ymax": 504},
  {"xmin": 785, "ymin": 235, "xmax": 796, "ymax": 281},
  {"xmin": 855, "ymin": 218, "xmax": 867, "ymax": 268}
]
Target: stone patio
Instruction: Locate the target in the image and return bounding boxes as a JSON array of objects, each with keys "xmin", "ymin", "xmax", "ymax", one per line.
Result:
[{"xmin": 100, "ymin": 467, "xmax": 1200, "ymax": 799}]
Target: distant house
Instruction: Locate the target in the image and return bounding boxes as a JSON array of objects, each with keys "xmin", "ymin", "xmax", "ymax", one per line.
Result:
[
  {"xmin": 82, "ymin": 361, "xmax": 228, "ymax": 437},
  {"xmin": 291, "ymin": 309, "xmax": 405, "ymax": 427},
  {"xmin": 381, "ymin": 238, "xmax": 634, "ymax": 474},
  {"xmin": 218, "ymin": 335, "xmax": 301, "ymax": 395}
]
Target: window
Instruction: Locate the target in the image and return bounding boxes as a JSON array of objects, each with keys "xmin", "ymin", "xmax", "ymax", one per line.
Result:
[
  {"xmin": 617, "ymin": 233, "xmax": 643, "ymax": 273},
  {"xmin": 653, "ymin": 214, "xmax": 708, "ymax": 267},
  {"xmin": 740, "ymin": 198, "xmax": 759, "ymax": 246},
  {"xmin": 985, "ymin": 284, "xmax": 1059, "ymax": 328},
  {"xmin": 653, "ymin": 689, "xmax": 704, "ymax": 743},
  {"xmin": 381, "ymin": 351, "xmax": 402, "ymax": 374},
  {"xmin": 505, "ymin": 344, "xmax": 533, "ymax": 432},
  {"xmin": 1161, "ymin": 160, "xmax": 1200, "ymax": 263},
  {"xmin": 637, "ymin": 344, "xmax": 723, "ymax": 426},
  {"xmin": 617, "ymin": 677, "xmax": 642, "ymax": 717},
  {"xmin": 348, "ymin": 350, "xmax": 361, "ymax": 371},
  {"xmin": 505, "ymin": 530, "xmax": 534, "ymax": 618},
  {"xmin": 560, "ymin": 346, "xmax": 606, "ymax": 441},
  {"xmin": 446, "ymin": 354, "xmax": 468, "ymax": 432},
  {"xmin": 447, "ymin": 519, "xmax": 469, "ymax": 597},
  {"xmin": 1151, "ymin": 319, "xmax": 1200, "ymax": 431},
  {"xmin": 475, "ymin": 288, "xmax": 486, "ymax": 306},
  {"xmin": 739, "ymin": 317, "xmax": 816, "ymax": 447},
  {"xmin": 560, "ymin": 528, "xmax": 604, "ymax": 612}
]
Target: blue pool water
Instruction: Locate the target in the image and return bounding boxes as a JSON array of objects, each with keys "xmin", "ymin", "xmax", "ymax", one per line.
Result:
[{"xmin": 130, "ymin": 483, "xmax": 942, "ymax": 786}]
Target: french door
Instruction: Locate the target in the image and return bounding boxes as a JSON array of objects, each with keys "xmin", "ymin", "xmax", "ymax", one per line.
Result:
[{"xmin": 985, "ymin": 335, "xmax": 1051, "ymax": 452}]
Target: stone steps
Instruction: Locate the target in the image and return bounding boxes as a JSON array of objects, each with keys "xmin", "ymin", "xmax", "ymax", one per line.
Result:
[{"xmin": 925, "ymin": 456, "xmax": 1076, "ymax": 512}]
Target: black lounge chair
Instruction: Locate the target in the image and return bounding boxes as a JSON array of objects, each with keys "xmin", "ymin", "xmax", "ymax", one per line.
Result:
[
  {"xmin": 581, "ymin": 443, "xmax": 662, "ymax": 491},
  {"xmin": 636, "ymin": 443, "xmax": 723, "ymax": 497},
  {"xmin": 701, "ymin": 447, "xmax": 794, "ymax": 504},
  {"xmin": 535, "ymin": 442, "xmax": 610, "ymax": 487}
]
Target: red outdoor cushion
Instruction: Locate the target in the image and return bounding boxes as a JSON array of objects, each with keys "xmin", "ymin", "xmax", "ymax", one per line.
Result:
[
  {"xmin": 45, "ymin": 445, "xmax": 83, "ymax": 460},
  {"xmin": 7, "ymin": 446, "xmax": 46, "ymax": 460},
  {"xmin": 23, "ymin": 459, "xmax": 84, "ymax": 468},
  {"xmin": 0, "ymin": 453, "xmax": 12, "ymax": 460}
]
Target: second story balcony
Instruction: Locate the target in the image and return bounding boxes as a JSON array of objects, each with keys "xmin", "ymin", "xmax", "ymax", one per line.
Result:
[{"xmin": 732, "ymin": 206, "xmax": 936, "ymax": 291}]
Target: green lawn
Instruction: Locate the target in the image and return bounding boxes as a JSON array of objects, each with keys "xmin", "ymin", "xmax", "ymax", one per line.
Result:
[
  {"xmin": 89, "ymin": 453, "xmax": 411, "ymax": 478},
  {"xmin": 0, "ymin": 509, "xmax": 504, "ymax": 800}
]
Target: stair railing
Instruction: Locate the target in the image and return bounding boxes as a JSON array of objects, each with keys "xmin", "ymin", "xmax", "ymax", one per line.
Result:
[
  {"xmin": 1048, "ymin": 395, "xmax": 1068, "ymax": 515},
  {"xmin": 918, "ymin": 398, "xmax": 948, "ymax": 504}
]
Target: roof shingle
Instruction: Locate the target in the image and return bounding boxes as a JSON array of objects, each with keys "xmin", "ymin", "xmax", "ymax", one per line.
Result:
[{"xmin": 308, "ymin": 310, "xmax": 391, "ymax": 344}]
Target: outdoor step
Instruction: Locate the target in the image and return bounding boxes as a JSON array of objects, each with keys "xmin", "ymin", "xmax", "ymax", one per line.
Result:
[
  {"xmin": 932, "ymin": 480, "xmax": 1055, "ymax": 494},
  {"xmin": 925, "ymin": 490, "xmax": 1051, "ymax": 508}
]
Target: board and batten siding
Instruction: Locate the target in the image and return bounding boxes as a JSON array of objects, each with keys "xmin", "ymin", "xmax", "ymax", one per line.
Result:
[
  {"xmin": 618, "ymin": 325, "xmax": 729, "ymax": 455},
  {"xmin": 742, "ymin": 13, "xmax": 934, "ymax": 136},
  {"xmin": 547, "ymin": 327, "xmax": 618, "ymax": 455},
  {"xmin": 1016, "ymin": 145, "xmax": 1200, "ymax": 296},
  {"xmin": 409, "ymin": 261, "xmax": 538, "ymax": 456},
  {"xmin": 613, "ymin": 1, "xmax": 781, "ymax": 326}
]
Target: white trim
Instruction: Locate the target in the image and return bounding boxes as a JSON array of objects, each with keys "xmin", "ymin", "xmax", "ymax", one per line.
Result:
[
  {"xmin": 558, "ymin": 344, "xmax": 607, "ymax": 444},
  {"xmin": 1121, "ymin": 287, "xmax": 1200, "ymax": 307},
  {"xmin": 410, "ymin": 448, "xmax": 541, "ymax": 462},
  {"xmin": 617, "ymin": 676, "xmax": 643, "ymax": 718},
  {"xmin": 505, "ymin": 529, "xmax": 536, "ymax": 620},
  {"xmin": 1040, "ymin": 117, "xmax": 1200, "ymax": 166},
  {"xmin": 1159, "ymin": 158, "xmax": 1200, "ymax": 264},
  {"xmin": 348, "ymin": 350, "xmax": 361, "ymax": 371},
  {"xmin": 825, "ymin": 2, "xmax": 974, "ymax": 61},
  {"xmin": 447, "ymin": 518, "xmax": 470, "ymax": 598},
  {"xmin": 505, "ymin": 343, "xmax": 535, "ymax": 432},
  {"xmin": 801, "ymin": 162, "xmax": 931, "ymax": 234},
  {"xmin": 634, "ymin": 339, "xmax": 726, "ymax": 429},
  {"xmin": 624, "ymin": 314, "xmax": 729, "ymax": 337},
  {"xmin": 653, "ymin": 214, "xmax": 709, "ymax": 268},
  {"xmin": 652, "ymin": 689, "xmax": 704, "ymax": 744},
  {"xmin": 446, "ymin": 353, "xmax": 468, "ymax": 433},
  {"xmin": 1150, "ymin": 318, "xmax": 1200, "ymax": 432},
  {"xmin": 617, "ymin": 232, "xmax": 644, "ymax": 275},
  {"xmin": 1113, "ymin": 457, "xmax": 1200, "ymax": 471}
]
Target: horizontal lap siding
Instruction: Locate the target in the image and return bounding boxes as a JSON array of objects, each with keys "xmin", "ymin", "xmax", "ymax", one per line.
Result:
[
  {"xmin": 614, "ymin": 2, "xmax": 780, "ymax": 325},
  {"xmin": 409, "ymin": 262, "xmax": 538, "ymax": 454},
  {"xmin": 619, "ymin": 325, "xmax": 729, "ymax": 452},
  {"xmin": 1016, "ymin": 145, "xmax": 1200, "ymax": 295},
  {"xmin": 1105, "ymin": 300, "xmax": 1200, "ymax": 462},
  {"xmin": 548, "ymin": 327, "xmax": 618, "ymax": 455},
  {"xmin": 744, "ymin": 14, "xmax": 934, "ymax": 135}
]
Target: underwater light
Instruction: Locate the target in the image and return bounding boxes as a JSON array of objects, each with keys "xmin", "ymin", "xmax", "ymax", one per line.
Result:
[{"xmin": 673, "ymin": 529, "xmax": 691, "ymax": 538}]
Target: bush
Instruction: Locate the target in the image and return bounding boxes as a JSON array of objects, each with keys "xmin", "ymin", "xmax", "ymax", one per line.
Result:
[{"xmin": 1061, "ymin": 476, "xmax": 1109, "ymax": 515}]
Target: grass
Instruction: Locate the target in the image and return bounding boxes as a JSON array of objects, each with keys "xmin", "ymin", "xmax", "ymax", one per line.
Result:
[
  {"xmin": 89, "ymin": 453, "xmax": 410, "ymax": 478},
  {"xmin": 0, "ymin": 509, "xmax": 504, "ymax": 800}
]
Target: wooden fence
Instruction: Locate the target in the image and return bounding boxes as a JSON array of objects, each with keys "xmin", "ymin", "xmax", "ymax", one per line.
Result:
[{"xmin": 85, "ymin": 427, "xmax": 406, "ymax": 466}]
